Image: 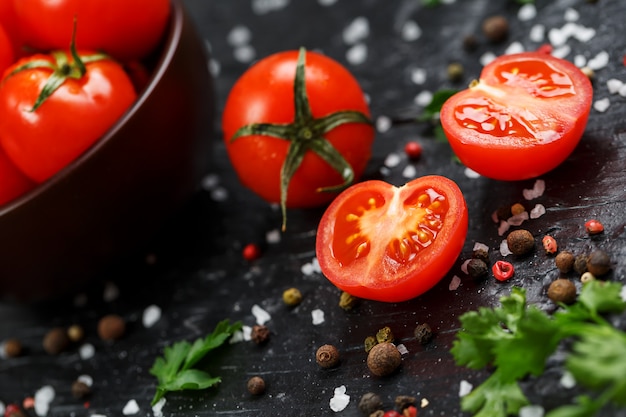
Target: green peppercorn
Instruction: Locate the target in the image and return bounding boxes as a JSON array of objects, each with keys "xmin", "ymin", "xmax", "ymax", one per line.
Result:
[
  {"xmin": 375, "ymin": 326, "xmax": 394, "ymax": 344},
  {"xmin": 364, "ymin": 336, "xmax": 377, "ymax": 353},
  {"xmin": 282, "ymin": 287, "xmax": 303, "ymax": 306},
  {"xmin": 447, "ymin": 62, "xmax": 464, "ymax": 82},
  {"xmin": 339, "ymin": 291, "xmax": 359, "ymax": 311}
]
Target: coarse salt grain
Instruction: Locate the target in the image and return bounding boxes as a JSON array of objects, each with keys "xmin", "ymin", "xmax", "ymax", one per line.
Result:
[
  {"xmin": 233, "ymin": 45, "xmax": 256, "ymax": 63},
  {"xmin": 529, "ymin": 24, "xmax": 545, "ymax": 43},
  {"xmin": 142, "ymin": 305, "xmax": 162, "ymax": 328},
  {"xmin": 473, "ymin": 242, "xmax": 489, "ymax": 253},
  {"xmin": 312, "ymin": 309, "xmax": 325, "ymax": 325},
  {"xmin": 551, "ymin": 45, "xmax": 571, "ymax": 59},
  {"xmin": 414, "ymin": 90, "xmax": 433, "ymax": 107},
  {"xmin": 227, "ymin": 25, "xmax": 252, "ymax": 47},
  {"xmin": 518, "ymin": 4, "xmax": 537, "ymax": 21},
  {"xmin": 78, "ymin": 375, "xmax": 93, "ymax": 387},
  {"xmin": 529, "ymin": 204, "xmax": 546, "ymax": 219},
  {"xmin": 266, "ymin": 229, "xmax": 281, "ymax": 244},
  {"xmin": 461, "ymin": 259, "xmax": 471, "ymax": 274},
  {"xmin": 376, "ymin": 115, "xmax": 392, "ymax": 133},
  {"xmin": 564, "ymin": 8, "xmax": 579, "ymax": 22},
  {"xmin": 607, "ymin": 79, "xmax": 624, "ymax": 94},
  {"xmin": 318, "ymin": 0, "xmax": 338, "ymax": 6},
  {"xmin": 402, "ymin": 165, "xmax": 417, "ymax": 179},
  {"xmin": 449, "ymin": 275, "xmax": 462, "ymax": 291},
  {"xmin": 384, "ymin": 152, "xmax": 401, "ymax": 168},
  {"xmin": 594, "ymin": 98, "xmax": 610, "ymax": 113},
  {"xmin": 587, "ymin": 50, "xmax": 609, "ymax": 71},
  {"xmin": 252, "ymin": 304, "xmax": 271, "ymax": 325},
  {"xmin": 329, "ymin": 385, "xmax": 350, "ymax": 412},
  {"xmin": 410, "ymin": 68, "xmax": 427, "ymax": 85},
  {"xmin": 397, "ymin": 344, "xmax": 409, "ymax": 355},
  {"xmin": 479, "ymin": 52, "xmax": 496, "ymax": 66},
  {"xmin": 505, "ymin": 41, "xmax": 524, "ymax": 55},
  {"xmin": 519, "ymin": 405, "xmax": 545, "ymax": 417},
  {"xmin": 464, "ymin": 167, "xmax": 481, "ymax": 179},
  {"xmin": 346, "ymin": 43, "xmax": 368, "ymax": 65},
  {"xmin": 620, "ymin": 285, "xmax": 626, "ymax": 302},
  {"xmin": 498, "ymin": 220, "xmax": 510, "ymax": 236},
  {"xmin": 507, "ymin": 211, "xmax": 529, "ymax": 226},
  {"xmin": 201, "ymin": 173, "xmax": 220, "ymax": 190},
  {"xmin": 401, "ymin": 20, "xmax": 422, "ymax": 41},
  {"xmin": 343, "ymin": 17, "xmax": 369, "ymax": 45},
  {"xmin": 421, "ymin": 398, "xmax": 430, "ymax": 408},
  {"xmin": 152, "ymin": 397, "xmax": 166, "ymax": 417},
  {"xmin": 459, "ymin": 380, "xmax": 473, "ymax": 397},
  {"xmin": 34, "ymin": 385, "xmax": 55, "ymax": 417},
  {"xmin": 500, "ymin": 240, "xmax": 513, "ymax": 257},
  {"xmin": 523, "ymin": 179, "xmax": 545, "ymax": 200},
  {"xmin": 122, "ymin": 399, "xmax": 140, "ymax": 415},
  {"xmin": 560, "ymin": 370, "xmax": 577, "ymax": 389},
  {"xmin": 618, "ymin": 84, "xmax": 626, "ymax": 97},
  {"xmin": 79, "ymin": 343, "xmax": 95, "ymax": 360},
  {"xmin": 0, "ymin": 403, "xmax": 4, "ymax": 416},
  {"xmin": 252, "ymin": 0, "xmax": 289, "ymax": 15},
  {"xmin": 573, "ymin": 54, "xmax": 587, "ymax": 68}
]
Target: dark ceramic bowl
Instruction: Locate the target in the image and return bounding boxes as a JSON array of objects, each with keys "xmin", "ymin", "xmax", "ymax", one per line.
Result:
[{"xmin": 0, "ymin": 0, "xmax": 214, "ymax": 301}]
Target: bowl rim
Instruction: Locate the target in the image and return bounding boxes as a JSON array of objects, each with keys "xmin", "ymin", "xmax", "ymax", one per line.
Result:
[{"xmin": 0, "ymin": 0, "xmax": 185, "ymax": 216}]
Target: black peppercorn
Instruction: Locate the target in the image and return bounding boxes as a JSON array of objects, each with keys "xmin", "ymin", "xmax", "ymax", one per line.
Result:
[
  {"xmin": 3, "ymin": 338, "xmax": 22, "ymax": 357},
  {"xmin": 586, "ymin": 250, "xmax": 611, "ymax": 276},
  {"xmin": 414, "ymin": 323, "xmax": 433, "ymax": 344},
  {"xmin": 467, "ymin": 258, "xmax": 488, "ymax": 279},
  {"xmin": 395, "ymin": 395, "xmax": 417, "ymax": 411},
  {"xmin": 251, "ymin": 325, "xmax": 270, "ymax": 345},
  {"xmin": 358, "ymin": 392, "xmax": 383, "ymax": 416},
  {"xmin": 71, "ymin": 380, "xmax": 91, "ymax": 399},
  {"xmin": 573, "ymin": 254, "xmax": 589, "ymax": 275},
  {"xmin": 367, "ymin": 342, "xmax": 401, "ymax": 377},
  {"xmin": 482, "ymin": 15, "xmax": 509, "ymax": 42}
]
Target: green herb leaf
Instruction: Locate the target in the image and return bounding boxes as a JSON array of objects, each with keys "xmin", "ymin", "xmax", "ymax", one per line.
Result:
[
  {"xmin": 149, "ymin": 319, "xmax": 242, "ymax": 406},
  {"xmin": 452, "ymin": 283, "xmax": 626, "ymax": 417}
]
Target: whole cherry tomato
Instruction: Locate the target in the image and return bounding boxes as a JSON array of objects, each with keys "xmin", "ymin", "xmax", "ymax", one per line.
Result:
[
  {"xmin": 222, "ymin": 48, "xmax": 374, "ymax": 229},
  {"xmin": 0, "ymin": 24, "xmax": 14, "ymax": 75},
  {"xmin": 316, "ymin": 175, "xmax": 468, "ymax": 302},
  {"xmin": 13, "ymin": 0, "xmax": 171, "ymax": 61},
  {"xmin": 0, "ymin": 1, "xmax": 21, "ymax": 58},
  {"xmin": 0, "ymin": 50, "xmax": 137, "ymax": 182},
  {"xmin": 440, "ymin": 52, "xmax": 593, "ymax": 181},
  {"xmin": 0, "ymin": 146, "xmax": 35, "ymax": 206}
]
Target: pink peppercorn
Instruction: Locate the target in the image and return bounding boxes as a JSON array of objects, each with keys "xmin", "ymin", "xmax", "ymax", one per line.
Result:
[{"xmin": 493, "ymin": 260, "xmax": 514, "ymax": 281}]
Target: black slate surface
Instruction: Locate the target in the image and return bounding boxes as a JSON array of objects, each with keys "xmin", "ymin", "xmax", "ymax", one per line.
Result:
[{"xmin": 1, "ymin": 0, "xmax": 626, "ymax": 416}]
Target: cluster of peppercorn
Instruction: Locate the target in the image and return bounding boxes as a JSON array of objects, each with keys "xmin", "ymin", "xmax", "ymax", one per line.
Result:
[
  {"xmin": 358, "ymin": 392, "xmax": 420, "ymax": 417},
  {"xmin": 1, "ymin": 314, "xmax": 126, "ymax": 415}
]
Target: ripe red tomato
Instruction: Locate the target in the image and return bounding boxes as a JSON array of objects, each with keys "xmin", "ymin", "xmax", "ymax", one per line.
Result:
[
  {"xmin": 316, "ymin": 176, "xmax": 468, "ymax": 302},
  {"xmin": 0, "ymin": 51, "xmax": 137, "ymax": 182},
  {"xmin": 0, "ymin": 2, "xmax": 21, "ymax": 58},
  {"xmin": 222, "ymin": 48, "xmax": 374, "ymax": 217},
  {"xmin": 0, "ymin": 146, "xmax": 35, "ymax": 206},
  {"xmin": 440, "ymin": 52, "xmax": 593, "ymax": 181},
  {"xmin": 0, "ymin": 24, "xmax": 14, "ymax": 75},
  {"xmin": 13, "ymin": 0, "xmax": 170, "ymax": 61}
]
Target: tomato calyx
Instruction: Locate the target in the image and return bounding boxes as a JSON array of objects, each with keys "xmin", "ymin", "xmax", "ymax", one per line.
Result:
[
  {"xmin": 3, "ymin": 20, "xmax": 109, "ymax": 112},
  {"xmin": 230, "ymin": 47, "xmax": 372, "ymax": 231}
]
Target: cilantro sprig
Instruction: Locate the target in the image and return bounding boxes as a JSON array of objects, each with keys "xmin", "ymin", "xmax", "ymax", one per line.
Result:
[
  {"xmin": 149, "ymin": 319, "xmax": 243, "ymax": 406},
  {"xmin": 451, "ymin": 281, "xmax": 626, "ymax": 417}
]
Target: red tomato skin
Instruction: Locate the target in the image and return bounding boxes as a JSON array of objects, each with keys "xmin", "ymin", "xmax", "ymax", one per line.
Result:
[
  {"xmin": 0, "ymin": 24, "xmax": 14, "ymax": 76},
  {"xmin": 222, "ymin": 50, "xmax": 374, "ymax": 208},
  {"xmin": 0, "ymin": 146, "xmax": 35, "ymax": 206},
  {"xmin": 440, "ymin": 52, "xmax": 593, "ymax": 181},
  {"xmin": 0, "ymin": 52, "xmax": 137, "ymax": 183},
  {"xmin": 13, "ymin": 0, "xmax": 170, "ymax": 62},
  {"xmin": 316, "ymin": 176, "xmax": 468, "ymax": 303},
  {"xmin": 0, "ymin": 2, "xmax": 22, "ymax": 58}
]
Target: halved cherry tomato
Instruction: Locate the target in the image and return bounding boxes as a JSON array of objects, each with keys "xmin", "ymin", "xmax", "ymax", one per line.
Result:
[
  {"xmin": 0, "ymin": 146, "xmax": 35, "ymax": 206},
  {"xmin": 315, "ymin": 175, "xmax": 468, "ymax": 302},
  {"xmin": 440, "ymin": 52, "xmax": 593, "ymax": 181},
  {"xmin": 223, "ymin": 48, "xmax": 374, "ymax": 229}
]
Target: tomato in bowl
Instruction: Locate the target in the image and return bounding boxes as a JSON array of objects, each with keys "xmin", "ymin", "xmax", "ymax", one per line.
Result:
[{"xmin": 0, "ymin": 0, "xmax": 214, "ymax": 301}]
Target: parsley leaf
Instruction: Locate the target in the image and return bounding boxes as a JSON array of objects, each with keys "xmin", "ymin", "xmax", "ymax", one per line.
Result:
[
  {"xmin": 150, "ymin": 319, "xmax": 242, "ymax": 406},
  {"xmin": 452, "ymin": 282, "xmax": 626, "ymax": 417}
]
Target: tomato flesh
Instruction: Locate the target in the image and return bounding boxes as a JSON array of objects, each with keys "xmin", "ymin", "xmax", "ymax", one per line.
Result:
[
  {"xmin": 441, "ymin": 52, "xmax": 593, "ymax": 181},
  {"xmin": 316, "ymin": 176, "xmax": 468, "ymax": 302}
]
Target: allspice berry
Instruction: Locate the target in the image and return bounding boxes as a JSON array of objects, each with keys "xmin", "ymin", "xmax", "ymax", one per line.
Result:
[
  {"xmin": 3, "ymin": 338, "xmax": 23, "ymax": 358},
  {"xmin": 43, "ymin": 327, "xmax": 71, "ymax": 355},
  {"xmin": 555, "ymin": 251, "xmax": 575, "ymax": 274},
  {"xmin": 247, "ymin": 376, "xmax": 266, "ymax": 395},
  {"xmin": 586, "ymin": 250, "xmax": 611, "ymax": 276},
  {"xmin": 316, "ymin": 344, "xmax": 340, "ymax": 368},
  {"xmin": 71, "ymin": 380, "xmax": 91, "ymax": 399},
  {"xmin": 506, "ymin": 229, "xmax": 535, "ymax": 256},
  {"xmin": 547, "ymin": 279, "xmax": 577, "ymax": 304},
  {"xmin": 367, "ymin": 342, "xmax": 401, "ymax": 377},
  {"xmin": 251, "ymin": 325, "xmax": 270, "ymax": 345},
  {"xmin": 97, "ymin": 314, "xmax": 126, "ymax": 341},
  {"xmin": 482, "ymin": 15, "xmax": 509, "ymax": 42}
]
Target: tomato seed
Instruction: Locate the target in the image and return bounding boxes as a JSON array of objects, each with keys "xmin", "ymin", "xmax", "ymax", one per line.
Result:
[{"xmin": 492, "ymin": 260, "xmax": 514, "ymax": 281}]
